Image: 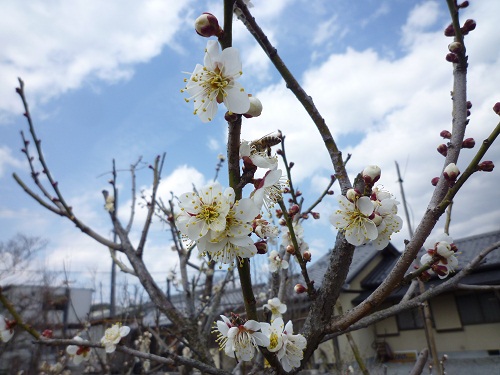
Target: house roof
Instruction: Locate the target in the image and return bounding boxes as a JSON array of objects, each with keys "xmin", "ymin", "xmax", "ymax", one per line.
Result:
[
  {"xmin": 361, "ymin": 229, "xmax": 500, "ymax": 289},
  {"xmin": 305, "ymin": 242, "xmax": 400, "ymax": 289}
]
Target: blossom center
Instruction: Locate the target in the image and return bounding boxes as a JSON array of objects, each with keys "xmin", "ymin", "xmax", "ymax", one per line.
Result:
[
  {"xmin": 197, "ymin": 203, "xmax": 221, "ymax": 223},
  {"xmin": 269, "ymin": 332, "xmax": 279, "ymax": 350}
]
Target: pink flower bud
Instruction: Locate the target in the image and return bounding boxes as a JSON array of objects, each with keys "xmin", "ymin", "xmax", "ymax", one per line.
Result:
[
  {"xmin": 437, "ymin": 144, "xmax": 448, "ymax": 156},
  {"xmin": 303, "ymin": 251, "xmax": 311, "ymax": 262},
  {"xmin": 446, "ymin": 53, "xmax": 459, "ymax": 63},
  {"xmin": 294, "ymin": 284, "xmax": 306, "ymax": 294},
  {"xmin": 311, "ymin": 212, "xmax": 320, "ymax": 219},
  {"xmin": 462, "ymin": 138, "xmax": 475, "ymax": 149},
  {"xmin": 461, "ymin": 19, "xmax": 476, "ymax": 35},
  {"xmin": 275, "ymin": 209, "xmax": 283, "ymax": 218},
  {"xmin": 255, "ymin": 240, "xmax": 268, "ymax": 254},
  {"xmin": 448, "ymin": 42, "xmax": 462, "ymax": 53},
  {"xmin": 440, "ymin": 130, "xmax": 452, "ymax": 139},
  {"xmin": 286, "ymin": 245, "xmax": 295, "ymax": 254},
  {"xmin": 478, "ymin": 161, "xmax": 494, "ymax": 172},
  {"xmin": 458, "ymin": 1, "xmax": 469, "ymax": 8},
  {"xmin": 194, "ymin": 13, "xmax": 222, "ymax": 38},
  {"xmin": 443, "ymin": 163, "xmax": 460, "ymax": 181},
  {"xmin": 431, "ymin": 177, "xmax": 440, "ymax": 186},
  {"xmin": 444, "ymin": 24, "xmax": 455, "ymax": 37},
  {"xmin": 362, "ymin": 165, "xmax": 381, "ymax": 185},
  {"xmin": 493, "ymin": 102, "xmax": 500, "ymax": 115},
  {"xmin": 243, "ymin": 96, "xmax": 263, "ymax": 118},
  {"xmin": 289, "ymin": 204, "xmax": 300, "ymax": 215},
  {"xmin": 42, "ymin": 329, "xmax": 53, "ymax": 338}
]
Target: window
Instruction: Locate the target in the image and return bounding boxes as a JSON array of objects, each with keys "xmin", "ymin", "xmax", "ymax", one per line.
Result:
[
  {"xmin": 456, "ymin": 292, "xmax": 500, "ymax": 325},
  {"xmin": 396, "ymin": 307, "xmax": 425, "ymax": 330}
]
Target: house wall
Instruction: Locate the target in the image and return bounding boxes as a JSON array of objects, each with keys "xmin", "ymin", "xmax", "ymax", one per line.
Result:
[{"xmin": 374, "ymin": 293, "xmax": 500, "ymax": 356}]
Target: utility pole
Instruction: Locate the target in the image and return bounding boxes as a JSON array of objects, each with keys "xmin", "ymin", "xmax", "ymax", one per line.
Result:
[{"xmin": 395, "ymin": 161, "xmax": 441, "ymax": 374}]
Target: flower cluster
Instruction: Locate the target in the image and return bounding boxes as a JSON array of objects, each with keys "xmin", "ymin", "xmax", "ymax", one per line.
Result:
[
  {"xmin": 420, "ymin": 233, "xmax": 459, "ymax": 279},
  {"xmin": 213, "ymin": 310, "xmax": 306, "ymax": 372},
  {"xmin": 176, "ymin": 182, "xmax": 260, "ymax": 266},
  {"xmin": 330, "ymin": 167, "xmax": 402, "ymax": 249},
  {"xmin": 0, "ymin": 315, "xmax": 15, "ymax": 342}
]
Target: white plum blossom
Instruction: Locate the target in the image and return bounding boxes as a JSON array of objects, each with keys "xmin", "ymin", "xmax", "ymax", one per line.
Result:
[
  {"xmin": 197, "ymin": 195, "xmax": 260, "ymax": 265},
  {"xmin": 244, "ymin": 96, "xmax": 263, "ymax": 118},
  {"xmin": 371, "ymin": 196, "xmax": 403, "ymax": 250},
  {"xmin": 268, "ymin": 250, "xmax": 289, "ymax": 272},
  {"xmin": 362, "ymin": 165, "xmax": 381, "ymax": 184},
  {"xmin": 182, "ymin": 40, "xmax": 250, "ymax": 122},
  {"xmin": 253, "ymin": 216, "xmax": 279, "ymax": 239},
  {"xmin": 104, "ymin": 195, "xmax": 115, "ymax": 212},
  {"xmin": 213, "ymin": 315, "xmax": 270, "ymax": 361},
  {"xmin": 177, "ymin": 182, "xmax": 230, "ymax": 241},
  {"xmin": 251, "ymin": 169, "xmax": 286, "ymax": 212},
  {"xmin": 263, "ymin": 298, "xmax": 287, "ymax": 321},
  {"xmin": 262, "ymin": 317, "xmax": 284, "ymax": 353},
  {"xmin": 66, "ymin": 336, "xmax": 91, "ymax": 365},
  {"xmin": 421, "ymin": 233, "xmax": 459, "ymax": 279},
  {"xmin": 0, "ymin": 315, "xmax": 14, "ymax": 342},
  {"xmin": 277, "ymin": 320, "xmax": 307, "ymax": 372},
  {"xmin": 101, "ymin": 323, "xmax": 130, "ymax": 353},
  {"xmin": 240, "ymin": 140, "xmax": 278, "ymax": 170},
  {"xmin": 330, "ymin": 195, "xmax": 377, "ymax": 246}
]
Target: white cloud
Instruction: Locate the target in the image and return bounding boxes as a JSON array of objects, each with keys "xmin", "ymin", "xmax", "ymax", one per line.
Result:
[
  {"xmin": 0, "ymin": 0, "xmax": 194, "ymax": 122},
  {"xmin": 0, "ymin": 146, "xmax": 24, "ymax": 177}
]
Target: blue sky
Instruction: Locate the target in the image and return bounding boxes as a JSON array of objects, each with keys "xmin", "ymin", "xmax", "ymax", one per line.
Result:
[{"xmin": 1, "ymin": 0, "xmax": 499, "ymax": 300}]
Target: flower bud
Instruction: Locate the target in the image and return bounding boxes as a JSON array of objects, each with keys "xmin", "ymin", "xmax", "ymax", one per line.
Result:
[
  {"xmin": 458, "ymin": 1, "xmax": 469, "ymax": 8},
  {"xmin": 294, "ymin": 284, "xmax": 306, "ymax": 294},
  {"xmin": 42, "ymin": 329, "xmax": 53, "ymax": 338},
  {"xmin": 437, "ymin": 144, "xmax": 448, "ymax": 156},
  {"xmin": 311, "ymin": 212, "xmax": 320, "ymax": 219},
  {"xmin": 275, "ymin": 209, "xmax": 283, "ymax": 218},
  {"xmin": 255, "ymin": 240, "xmax": 268, "ymax": 254},
  {"xmin": 279, "ymin": 218, "xmax": 286, "ymax": 226},
  {"xmin": 462, "ymin": 138, "xmax": 475, "ymax": 149},
  {"xmin": 303, "ymin": 251, "xmax": 311, "ymax": 262},
  {"xmin": 478, "ymin": 161, "xmax": 494, "ymax": 172},
  {"xmin": 346, "ymin": 188, "xmax": 360, "ymax": 202},
  {"xmin": 440, "ymin": 130, "xmax": 452, "ymax": 139},
  {"xmin": 327, "ymin": 190, "xmax": 334, "ymax": 195},
  {"xmin": 301, "ymin": 213, "xmax": 309, "ymax": 220},
  {"xmin": 431, "ymin": 177, "xmax": 440, "ymax": 186},
  {"xmin": 194, "ymin": 13, "xmax": 222, "ymax": 38},
  {"xmin": 443, "ymin": 163, "xmax": 460, "ymax": 181},
  {"xmin": 466, "ymin": 101, "xmax": 472, "ymax": 109},
  {"xmin": 289, "ymin": 204, "xmax": 300, "ymax": 215},
  {"xmin": 289, "ymin": 162, "xmax": 295, "ymax": 168},
  {"xmin": 446, "ymin": 53, "xmax": 459, "ymax": 63},
  {"xmin": 444, "ymin": 24, "xmax": 455, "ymax": 37},
  {"xmin": 243, "ymin": 95, "xmax": 263, "ymax": 118},
  {"xmin": 362, "ymin": 165, "xmax": 381, "ymax": 185},
  {"xmin": 461, "ymin": 19, "xmax": 476, "ymax": 35},
  {"xmin": 448, "ymin": 42, "xmax": 462, "ymax": 53},
  {"xmin": 286, "ymin": 245, "xmax": 295, "ymax": 254},
  {"xmin": 493, "ymin": 102, "xmax": 500, "ymax": 115}
]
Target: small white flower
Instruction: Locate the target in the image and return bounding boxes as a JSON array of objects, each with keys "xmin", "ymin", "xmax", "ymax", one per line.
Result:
[
  {"xmin": 251, "ymin": 169, "xmax": 287, "ymax": 212},
  {"xmin": 101, "ymin": 323, "xmax": 130, "ymax": 353},
  {"xmin": 263, "ymin": 298, "xmax": 287, "ymax": 321},
  {"xmin": 214, "ymin": 316, "xmax": 270, "ymax": 361},
  {"xmin": 330, "ymin": 195, "xmax": 377, "ymax": 246},
  {"xmin": 0, "ymin": 315, "xmax": 14, "ymax": 342},
  {"xmin": 421, "ymin": 233, "xmax": 458, "ymax": 279},
  {"xmin": 277, "ymin": 320, "xmax": 307, "ymax": 372},
  {"xmin": 253, "ymin": 217, "xmax": 279, "ymax": 239},
  {"xmin": 182, "ymin": 40, "xmax": 250, "ymax": 122},
  {"xmin": 176, "ymin": 182, "xmax": 231, "ymax": 240},
  {"xmin": 240, "ymin": 140, "xmax": 278, "ymax": 170},
  {"xmin": 362, "ymin": 165, "xmax": 381, "ymax": 184},
  {"xmin": 262, "ymin": 317, "xmax": 284, "ymax": 353},
  {"xmin": 66, "ymin": 336, "xmax": 91, "ymax": 365},
  {"xmin": 268, "ymin": 250, "xmax": 289, "ymax": 272},
  {"xmin": 104, "ymin": 195, "xmax": 115, "ymax": 212}
]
